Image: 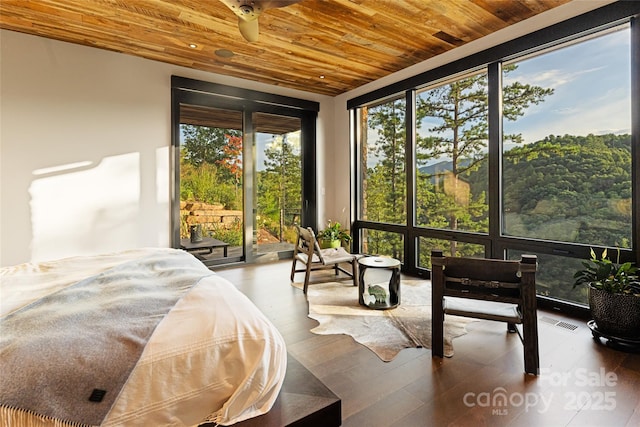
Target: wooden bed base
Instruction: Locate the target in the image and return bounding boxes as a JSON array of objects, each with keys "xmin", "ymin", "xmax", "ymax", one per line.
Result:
[{"xmin": 201, "ymin": 354, "xmax": 341, "ymax": 427}]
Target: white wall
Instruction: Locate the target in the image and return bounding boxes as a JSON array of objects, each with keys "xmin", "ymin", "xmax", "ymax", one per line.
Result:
[
  {"xmin": 0, "ymin": 30, "xmax": 331, "ymax": 266},
  {"xmin": 323, "ymin": 0, "xmax": 615, "ymax": 230}
]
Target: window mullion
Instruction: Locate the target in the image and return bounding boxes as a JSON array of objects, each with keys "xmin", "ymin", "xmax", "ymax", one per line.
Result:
[{"xmin": 487, "ymin": 61, "xmax": 502, "ymax": 258}]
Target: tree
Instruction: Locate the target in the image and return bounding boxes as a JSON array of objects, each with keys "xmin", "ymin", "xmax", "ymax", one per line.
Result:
[
  {"xmin": 367, "ymin": 100, "xmax": 406, "ymax": 225},
  {"xmin": 179, "ymin": 125, "xmax": 243, "ymax": 210},
  {"xmin": 218, "ymin": 134, "xmax": 243, "ymax": 198},
  {"xmin": 258, "ymin": 134, "xmax": 301, "ymax": 241},
  {"xmin": 181, "ymin": 125, "xmax": 242, "ymax": 176},
  {"xmin": 363, "ymin": 99, "xmax": 406, "ymax": 259}
]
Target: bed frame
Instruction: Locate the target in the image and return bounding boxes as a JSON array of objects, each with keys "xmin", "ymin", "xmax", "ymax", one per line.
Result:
[{"xmin": 203, "ymin": 354, "xmax": 341, "ymax": 427}]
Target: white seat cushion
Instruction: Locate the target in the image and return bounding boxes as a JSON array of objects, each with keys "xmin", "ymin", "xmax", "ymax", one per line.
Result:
[
  {"xmin": 319, "ymin": 247, "xmax": 357, "ymax": 264},
  {"xmin": 444, "ymin": 297, "xmax": 521, "ymax": 323}
]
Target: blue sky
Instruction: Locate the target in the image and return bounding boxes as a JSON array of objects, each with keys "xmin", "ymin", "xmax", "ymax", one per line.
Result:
[
  {"xmin": 255, "ymin": 131, "xmax": 301, "ymax": 171},
  {"xmin": 502, "ymin": 24, "xmax": 631, "ymax": 146},
  {"xmin": 395, "ymin": 24, "xmax": 631, "ymax": 167}
]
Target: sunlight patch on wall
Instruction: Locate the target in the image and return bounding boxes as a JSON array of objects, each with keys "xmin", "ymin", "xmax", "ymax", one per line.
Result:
[
  {"xmin": 29, "ymin": 153, "xmax": 141, "ymax": 261},
  {"xmin": 33, "ymin": 161, "xmax": 94, "ymax": 176}
]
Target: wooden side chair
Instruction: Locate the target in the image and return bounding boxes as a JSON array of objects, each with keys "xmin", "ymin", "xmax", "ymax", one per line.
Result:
[
  {"xmin": 290, "ymin": 225, "xmax": 360, "ymax": 294},
  {"xmin": 430, "ymin": 249, "xmax": 540, "ymax": 375}
]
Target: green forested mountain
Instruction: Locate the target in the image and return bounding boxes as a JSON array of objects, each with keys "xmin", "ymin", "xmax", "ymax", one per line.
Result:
[{"xmin": 469, "ymin": 133, "xmax": 632, "ymax": 248}]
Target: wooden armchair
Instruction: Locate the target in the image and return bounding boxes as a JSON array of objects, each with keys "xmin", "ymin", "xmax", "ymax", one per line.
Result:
[
  {"xmin": 290, "ymin": 225, "xmax": 360, "ymax": 294},
  {"xmin": 430, "ymin": 250, "xmax": 539, "ymax": 375}
]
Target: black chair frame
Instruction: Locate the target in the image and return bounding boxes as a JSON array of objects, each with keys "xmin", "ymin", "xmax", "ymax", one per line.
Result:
[{"xmin": 431, "ymin": 249, "xmax": 540, "ymax": 375}]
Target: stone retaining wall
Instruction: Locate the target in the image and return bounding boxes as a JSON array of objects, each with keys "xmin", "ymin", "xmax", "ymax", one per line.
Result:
[{"xmin": 180, "ymin": 201, "xmax": 242, "ymax": 232}]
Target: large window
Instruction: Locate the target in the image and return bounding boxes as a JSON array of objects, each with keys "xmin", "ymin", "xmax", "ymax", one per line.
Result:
[
  {"xmin": 502, "ymin": 26, "xmax": 632, "ymax": 248},
  {"xmin": 358, "ymin": 97, "xmax": 406, "ymax": 225},
  {"xmin": 500, "ymin": 25, "xmax": 632, "ymax": 305},
  {"xmin": 350, "ymin": 4, "xmax": 638, "ymax": 311},
  {"xmin": 415, "ymin": 72, "xmax": 489, "ymax": 260},
  {"xmin": 357, "ymin": 97, "xmax": 407, "ymax": 259}
]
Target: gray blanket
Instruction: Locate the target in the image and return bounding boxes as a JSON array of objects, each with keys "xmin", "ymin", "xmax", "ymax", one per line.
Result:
[{"xmin": 0, "ymin": 250, "xmax": 212, "ymax": 426}]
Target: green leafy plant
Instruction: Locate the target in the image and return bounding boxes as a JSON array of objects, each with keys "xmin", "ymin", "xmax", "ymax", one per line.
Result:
[
  {"xmin": 573, "ymin": 248, "xmax": 640, "ymax": 295},
  {"xmin": 317, "ymin": 220, "xmax": 352, "ymax": 243}
]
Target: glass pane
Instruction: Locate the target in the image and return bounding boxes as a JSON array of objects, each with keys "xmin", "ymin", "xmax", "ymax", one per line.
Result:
[
  {"xmin": 254, "ymin": 112, "xmax": 301, "ymax": 255},
  {"xmin": 417, "ymin": 237, "xmax": 485, "ymax": 269},
  {"xmin": 502, "ymin": 25, "xmax": 632, "ymax": 248},
  {"xmin": 179, "ymin": 105, "xmax": 243, "ymax": 260},
  {"xmin": 361, "ymin": 229, "xmax": 404, "ymax": 263},
  {"xmin": 358, "ymin": 98, "xmax": 406, "ymax": 224},
  {"xmin": 415, "ymin": 72, "xmax": 489, "ymax": 236},
  {"xmin": 507, "ymin": 249, "xmax": 588, "ymax": 306}
]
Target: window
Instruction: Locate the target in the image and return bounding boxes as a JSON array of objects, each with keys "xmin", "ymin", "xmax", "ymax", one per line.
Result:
[
  {"xmin": 502, "ymin": 26, "xmax": 632, "ymax": 248},
  {"xmin": 415, "ymin": 72, "xmax": 490, "ymax": 237},
  {"xmin": 500, "ymin": 25, "xmax": 632, "ymax": 305},
  {"xmin": 358, "ymin": 97, "xmax": 406, "ymax": 225}
]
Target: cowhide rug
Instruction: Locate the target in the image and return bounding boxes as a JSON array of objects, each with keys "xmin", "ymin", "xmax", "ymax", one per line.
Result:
[{"xmin": 292, "ymin": 279, "xmax": 475, "ymax": 362}]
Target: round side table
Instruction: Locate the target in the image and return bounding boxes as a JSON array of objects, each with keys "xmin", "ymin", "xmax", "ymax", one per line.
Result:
[{"xmin": 358, "ymin": 256, "xmax": 401, "ymax": 309}]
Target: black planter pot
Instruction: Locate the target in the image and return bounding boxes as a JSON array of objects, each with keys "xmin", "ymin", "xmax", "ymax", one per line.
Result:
[{"xmin": 589, "ymin": 285, "xmax": 640, "ymax": 339}]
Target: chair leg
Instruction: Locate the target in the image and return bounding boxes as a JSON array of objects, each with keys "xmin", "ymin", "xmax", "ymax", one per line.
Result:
[
  {"xmin": 431, "ymin": 256, "xmax": 445, "ymax": 358},
  {"xmin": 432, "ymin": 309, "xmax": 444, "ymax": 358},
  {"xmin": 522, "ymin": 311, "xmax": 540, "ymax": 375},
  {"xmin": 521, "ymin": 277, "xmax": 540, "ymax": 375},
  {"xmin": 303, "ymin": 262, "xmax": 312, "ymax": 294},
  {"xmin": 290, "ymin": 258, "xmax": 297, "ymax": 282},
  {"xmin": 351, "ymin": 259, "xmax": 359, "ymax": 287},
  {"xmin": 432, "ymin": 297, "xmax": 444, "ymax": 358}
]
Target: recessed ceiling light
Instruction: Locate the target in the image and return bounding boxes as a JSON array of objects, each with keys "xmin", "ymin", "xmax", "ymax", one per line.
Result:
[
  {"xmin": 319, "ymin": 75, "xmax": 325, "ymax": 79},
  {"xmin": 189, "ymin": 43, "xmax": 198, "ymax": 49},
  {"xmin": 215, "ymin": 49, "xmax": 235, "ymax": 58}
]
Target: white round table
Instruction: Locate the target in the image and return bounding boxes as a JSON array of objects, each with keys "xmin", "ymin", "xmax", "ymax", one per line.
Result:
[{"xmin": 358, "ymin": 256, "xmax": 401, "ymax": 309}]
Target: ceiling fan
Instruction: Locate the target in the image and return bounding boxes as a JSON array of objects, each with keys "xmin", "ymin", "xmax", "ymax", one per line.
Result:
[{"xmin": 220, "ymin": 0, "xmax": 302, "ymax": 42}]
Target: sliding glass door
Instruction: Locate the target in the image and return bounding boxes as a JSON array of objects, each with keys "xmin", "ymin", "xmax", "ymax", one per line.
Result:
[{"xmin": 171, "ymin": 77, "xmax": 318, "ymax": 267}]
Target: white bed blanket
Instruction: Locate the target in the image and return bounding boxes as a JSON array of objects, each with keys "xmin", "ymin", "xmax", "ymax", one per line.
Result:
[{"xmin": 0, "ymin": 248, "xmax": 287, "ymax": 426}]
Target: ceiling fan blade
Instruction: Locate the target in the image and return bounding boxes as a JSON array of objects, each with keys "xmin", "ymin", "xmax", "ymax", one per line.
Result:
[{"xmin": 238, "ymin": 17, "xmax": 259, "ymax": 43}]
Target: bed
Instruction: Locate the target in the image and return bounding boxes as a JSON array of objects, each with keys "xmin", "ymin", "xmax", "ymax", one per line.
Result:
[{"xmin": 0, "ymin": 248, "xmax": 287, "ymax": 427}]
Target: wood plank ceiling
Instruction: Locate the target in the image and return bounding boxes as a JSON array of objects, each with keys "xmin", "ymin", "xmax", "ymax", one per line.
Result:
[{"xmin": 0, "ymin": 0, "xmax": 572, "ymax": 96}]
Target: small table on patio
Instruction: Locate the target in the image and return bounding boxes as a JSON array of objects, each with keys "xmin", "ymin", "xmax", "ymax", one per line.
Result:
[
  {"xmin": 358, "ymin": 256, "xmax": 401, "ymax": 309},
  {"xmin": 180, "ymin": 237, "xmax": 229, "ymax": 257}
]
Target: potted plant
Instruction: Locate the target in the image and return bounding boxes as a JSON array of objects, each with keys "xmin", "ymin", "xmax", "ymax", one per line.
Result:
[
  {"xmin": 317, "ymin": 220, "xmax": 352, "ymax": 249},
  {"xmin": 573, "ymin": 248, "xmax": 640, "ymax": 340}
]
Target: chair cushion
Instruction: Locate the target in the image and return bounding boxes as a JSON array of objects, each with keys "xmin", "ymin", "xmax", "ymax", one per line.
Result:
[
  {"xmin": 296, "ymin": 253, "xmax": 321, "ymax": 264},
  {"xmin": 444, "ymin": 297, "xmax": 522, "ymax": 323},
  {"xmin": 319, "ymin": 247, "xmax": 356, "ymax": 264}
]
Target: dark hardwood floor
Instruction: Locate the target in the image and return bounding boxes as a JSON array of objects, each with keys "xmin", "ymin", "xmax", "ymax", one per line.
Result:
[{"xmin": 214, "ymin": 261, "xmax": 640, "ymax": 427}]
